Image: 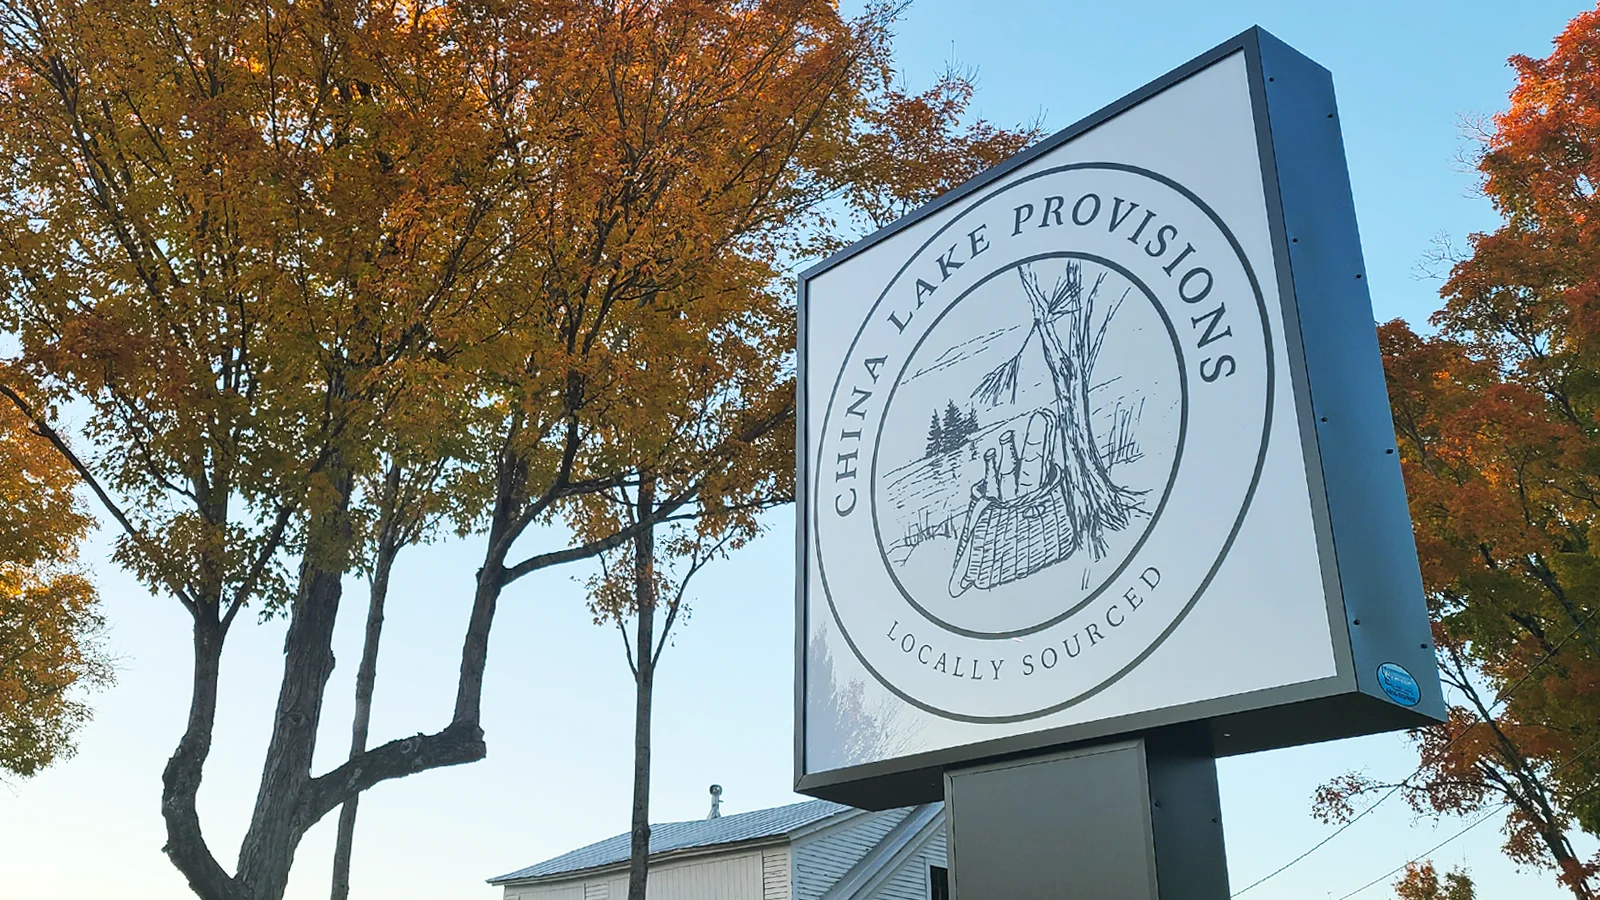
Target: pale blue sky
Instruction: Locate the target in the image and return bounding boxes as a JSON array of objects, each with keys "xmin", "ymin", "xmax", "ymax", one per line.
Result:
[{"xmin": 2, "ymin": 2, "xmax": 1595, "ymax": 899}]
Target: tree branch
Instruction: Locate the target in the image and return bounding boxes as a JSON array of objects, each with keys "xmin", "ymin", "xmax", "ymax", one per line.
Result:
[
  {"xmin": 0, "ymin": 382, "xmax": 198, "ymax": 611},
  {"xmin": 501, "ymin": 484, "xmax": 698, "ymax": 584},
  {"xmin": 650, "ymin": 531, "xmax": 736, "ymax": 666},
  {"xmin": 618, "ymin": 616, "xmax": 639, "ymax": 678},
  {"xmin": 301, "ymin": 722, "xmax": 487, "ymax": 825}
]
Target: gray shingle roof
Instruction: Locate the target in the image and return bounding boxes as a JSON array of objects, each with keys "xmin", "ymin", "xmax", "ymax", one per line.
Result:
[{"xmin": 488, "ymin": 799, "xmax": 851, "ymax": 884}]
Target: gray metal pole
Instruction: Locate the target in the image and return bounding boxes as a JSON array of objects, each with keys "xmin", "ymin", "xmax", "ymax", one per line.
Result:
[{"xmin": 944, "ymin": 732, "xmax": 1228, "ymax": 899}]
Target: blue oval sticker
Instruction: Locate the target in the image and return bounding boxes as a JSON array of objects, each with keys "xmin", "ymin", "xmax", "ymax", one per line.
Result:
[{"xmin": 1377, "ymin": 663, "xmax": 1420, "ymax": 707}]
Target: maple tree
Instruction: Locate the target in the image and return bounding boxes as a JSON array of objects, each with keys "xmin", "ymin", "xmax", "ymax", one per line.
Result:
[
  {"xmin": 569, "ymin": 62, "xmax": 1033, "ymax": 896},
  {"xmin": 329, "ymin": 451, "xmax": 451, "ymax": 900},
  {"xmin": 0, "ymin": 1, "xmax": 1028, "ymax": 898},
  {"xmin": 0, "ymin": 392, "xmax": 109, "ymax": 777},
  {"xmin": 584, "ymin": 478, "xmax": 761, "ymax": 900},
  {"xmin": 1395, "ymin": 861, "xmax": 1477, "ymax": 900},
  {"xmin": 1317, "ymin": 8, "xmax": 1600, "ymax": 899}
]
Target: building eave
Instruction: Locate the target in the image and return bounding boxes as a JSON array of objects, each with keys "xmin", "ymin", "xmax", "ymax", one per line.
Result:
[{"xmin": 486, "ymin": 834, "xmax": 792, "ymax": 888}]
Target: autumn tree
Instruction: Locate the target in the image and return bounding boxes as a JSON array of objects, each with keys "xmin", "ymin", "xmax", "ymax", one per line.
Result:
[
  {"xmin": 0, "ymin": 389, "xmax": 109, "ymax": 777},
  {"xmin": 576, "ymin": 72, "xmax": 1030, "ymax": 900},
  {"xmin": 0, "ymin": 2, "xmax": 1028, "ymax": 899},
  {"xmin": 1395, "ymin": 861, "xmax": 1477, "ymax": 900},
  {"xmin": 1320, "ymin": 320, "xmax": 1600, "ymax": 898},
  {"xmin": 330, "ymin": 439, "xmax": 454, "ymax": 900},
  {"xmin": 1318, "ymin": 8, "xmax": 1600, "ymax": 898},
  {"xmin": 0, "ymin": 2, "xmax": 555, "ymax": 895},
  {"xmin": 571, "ymin": 257, "xmax": 793, "ymax": 900},
  {"xmin": 583, "ymin": 484, "xmax": 758, "ymax": 900}
]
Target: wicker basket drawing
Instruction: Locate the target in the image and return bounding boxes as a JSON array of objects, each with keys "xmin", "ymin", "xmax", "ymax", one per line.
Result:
[{"xmin": 946, "ymin": 443, "xmax": 1078, "ymax": 597}]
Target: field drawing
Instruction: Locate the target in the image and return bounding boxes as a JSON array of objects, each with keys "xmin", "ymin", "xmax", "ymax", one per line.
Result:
[{"xmin": 873, "ymin": 256, "xmax": 1181, "ymax": 632}]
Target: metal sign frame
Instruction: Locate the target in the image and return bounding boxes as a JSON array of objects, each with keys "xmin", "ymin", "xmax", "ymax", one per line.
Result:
[{"xmin": 795, "ymin": 27, "xmax": 1444, "ymax": 809}]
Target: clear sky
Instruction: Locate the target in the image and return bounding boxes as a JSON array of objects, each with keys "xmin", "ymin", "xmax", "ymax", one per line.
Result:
[{"xmin": 2, "ymin": 2, "xmax": 1596, "ymax": 899}]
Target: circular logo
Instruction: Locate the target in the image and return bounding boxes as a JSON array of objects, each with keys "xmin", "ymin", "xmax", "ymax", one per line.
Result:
[
  {"xmin": 1376, "ymin": 663, "xmax": 1420, "ymax": 707},
  {"xmin": 812, "ymin": 163, "xmax": 1274, "ymax": 722}
]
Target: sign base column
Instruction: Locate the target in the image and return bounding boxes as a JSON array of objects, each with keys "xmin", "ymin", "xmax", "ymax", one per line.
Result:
[{"xmin": 944, "ymin": 731, "xmax": 1229, "ymax": 899}]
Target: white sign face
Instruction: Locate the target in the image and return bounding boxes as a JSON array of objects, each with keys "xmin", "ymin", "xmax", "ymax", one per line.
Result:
[
  {"xmin": 803, "ymin": 50, "xmax": 1343, "ymax": 776},
  {"xmin": 816, "ymin": 165, "xmax": 1270, "ymax": 722}
]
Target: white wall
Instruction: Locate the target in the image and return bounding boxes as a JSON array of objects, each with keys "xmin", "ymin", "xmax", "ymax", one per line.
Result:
[
  {"xmin": 791, "ymin": 809, "xmax": 910, "ymax": 900},
  {"xmin": 863, "ymin": 829, "xmax": 947, "ymax": 900},
  {"xmin": 505, "ymin": 846, "xmax": 789, "ymax": 900}
]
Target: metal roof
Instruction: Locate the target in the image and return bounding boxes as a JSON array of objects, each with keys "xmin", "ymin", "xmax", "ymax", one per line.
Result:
[{"xmin": 488, "ymin": 799, "xmax": 852, "ymax": 884}]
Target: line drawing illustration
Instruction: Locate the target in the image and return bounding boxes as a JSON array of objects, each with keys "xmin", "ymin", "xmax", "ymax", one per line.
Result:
[
  {"xmin": 873, "ymin": 255, "xmax": 1180, "ymax": 634},
  {"xmin": 951, "ymin": 261, "xmax": 1147, "ymax": 595}
]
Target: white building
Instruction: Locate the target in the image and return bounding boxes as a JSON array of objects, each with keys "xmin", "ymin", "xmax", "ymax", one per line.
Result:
[{"xmin": 487, "ymin": 799, "xmax": 948, "ymax": 900}]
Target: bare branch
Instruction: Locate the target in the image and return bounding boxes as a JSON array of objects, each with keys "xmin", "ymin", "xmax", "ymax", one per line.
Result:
[
  {"xmin": 502, "ymin": 484, "xmax": 698, "ymax": 585},
  {"xmin": 302, "ymin": 722, "xmax": 486, "ymax": 825},
  {"xmin": 650, "ymin": 531, "xmax": 737, "ymax": 666},
  {"xmin": 0, "ymin": 382, "xmax": 198, "ymax": 611},
  {"xmin": 618, "ymin": 616, "xmax": 638, "ymax": 678}
]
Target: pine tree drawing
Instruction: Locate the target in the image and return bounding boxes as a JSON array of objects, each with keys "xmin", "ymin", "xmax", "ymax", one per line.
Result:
[
  {"xmin": 941, "ymin": 401, "xmax": 964, "ymax": 454},
  {"xmin": 925, "ymin": 411, "xmax": 944, "ymax": 459}
]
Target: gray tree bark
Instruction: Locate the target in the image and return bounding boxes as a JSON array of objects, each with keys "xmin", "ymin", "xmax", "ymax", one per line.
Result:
[
  {"xmin": 330, "ymin": 464, "xmax": 404, "ymax": 900},
  {"xmin": 626, "ymin": 477, "xmax": 657, "ymax": 900}
]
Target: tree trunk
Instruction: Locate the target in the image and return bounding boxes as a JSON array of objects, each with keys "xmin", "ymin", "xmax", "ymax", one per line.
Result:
[
  {"xmin": 1510, "ymin": 762, "xmax": 1596, "ymax": 900},
  {"xmin": 1021, "ymin": 267, "xmax": 1130, "ymax": 559},
  {"xmin": 237, "ymin": 475, "xmax": 354, "ymax": 900},
  {"xmin": 330, "ymin": 464, "xmax": 402, "ymax": 900},
  {"xmin": 1504, "ymin": 775, "xmax": 1597, "ymax": 900},
  {"xmin": 162, "ymin": 611, "xmax": 241, "ymax": 900},
  {"xmin": 1542, "ymin": 826, "xmax": 1596, "ymax": 900},
  {"xmin": 1454, "ymin": 646, "xmax": 1597, "ymax": 900},
  {"xmin": 627, "ymin": 478, "xmax": 657, "ymax": 900}
]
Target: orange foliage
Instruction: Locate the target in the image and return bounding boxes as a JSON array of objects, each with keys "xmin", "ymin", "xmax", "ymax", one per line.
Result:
[
  {"xmin": 1321, "ymin": 9, "xmax": 1600, "ymax": 897},
  {"xmin": 0, "ymin": 393, "xmax": 107, "ymax": 777},
  {"xmin": 1394, "ymin": 861, "xmax": 1476, "ymax": 900},
  {"xmin": 0, "ymin": 0, "xmax": 1031, "ymax": 896}
]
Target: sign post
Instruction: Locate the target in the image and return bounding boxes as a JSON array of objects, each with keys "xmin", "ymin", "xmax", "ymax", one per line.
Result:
[
  {"xmin": 796, "ymin": 27, "xmax": 1444, "ymax": 896},
  {"xmin": 945, "ymin": 730, "xmax": 1228, "ymax": 898}
]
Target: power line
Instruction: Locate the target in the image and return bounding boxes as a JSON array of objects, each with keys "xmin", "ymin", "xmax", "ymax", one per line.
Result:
[
  {"xmin": 1231, "ymin": 603, "xmax": 1600, "ymax": 897},
  {"xmin": 1229, "ymin": 781, "xmax": 1408, "ymax": 897},
  {"xmin": 1482, "ymin": 602, "xmax": 1600, "ymax": 716},
  {"xmin": 1330, "ymin": 804, "xmax": 1508, "ymax": 900},
  {"xmin": 1329, "ymin": 732, "xmax": 1600, "ymax": 900}
]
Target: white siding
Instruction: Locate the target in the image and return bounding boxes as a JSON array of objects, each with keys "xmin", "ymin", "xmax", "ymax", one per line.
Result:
[
  {"xmin": 865, "ymin": 859, "xmax": 927, "ymax": 900},
  {"xmin": 922, "ymin": 825, "xmax": 947, "ymax": 868},
  {"xmin": 505, "ymin": 807, "xmax": 946, "ymax": 900},
  {"xmin": 863, "ymin": 813, "xmax": 947, "ymax": 900},
  {"xmin": 649, "ymin": 850, "xmax": 763, "ymax": 900},
  {"xmin": 515, "ymin": 886, "xmax": 584, "ymax": 900},
  {"xmin": 762, "ymin": 847, "xmax": 791, "ymax": 900},
  {"xmin": 510, "ymin": 849, "xmax": 766, "ymax": 900},
  {"xmin": 791, "ymin": 808, "xmax": 912, "ymax": 900}
]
